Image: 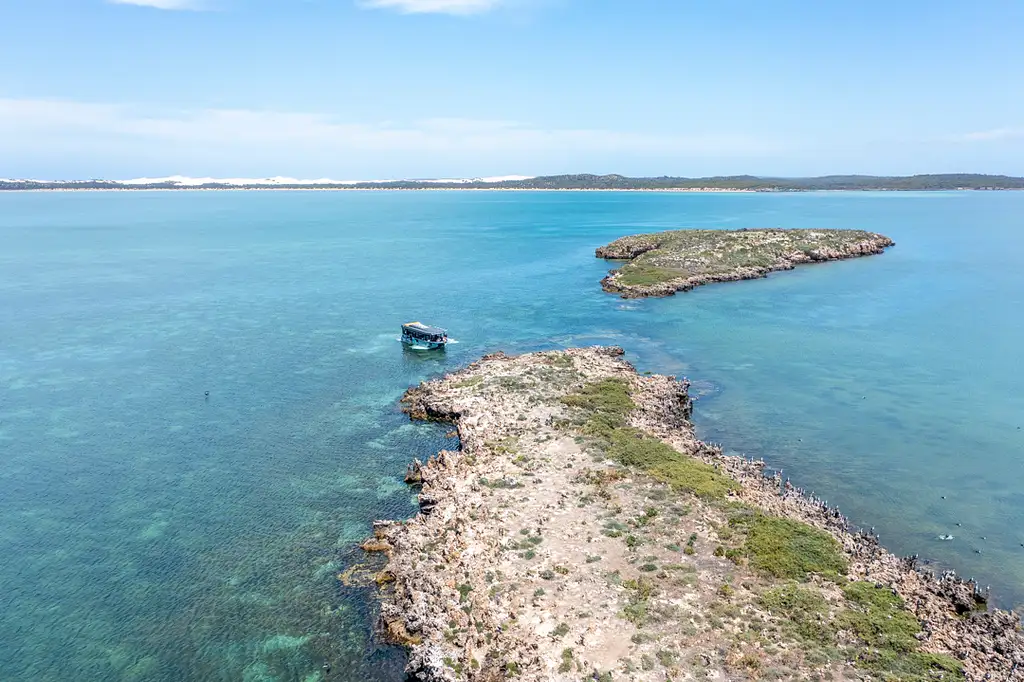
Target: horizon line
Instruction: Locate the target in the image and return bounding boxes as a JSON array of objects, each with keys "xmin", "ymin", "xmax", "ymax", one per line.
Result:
[{"xmin": 3, "ymin": 171, "xmax": 1024, "ymax": 186}]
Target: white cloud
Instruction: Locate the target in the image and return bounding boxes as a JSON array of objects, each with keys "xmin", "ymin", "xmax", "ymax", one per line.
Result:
[
  {"xmin": 0, "ymin": 98, "xmax": 775, "ymax": 153},
  {"xmin": 0, "ymin": 98, "xmax": 782, "ymax": 177},
  {"xmin": 108, "ymin": 0, "xmax": 500, "ymax": 13},
  {"xmin": 956, "ymin": 128, "xmax": 1024, "ymax": 142},
  {"xmin": 108, "ymin": 0, "xmax": 202, "ymax": 9},
  {"xmin": 361, "ymin": 0, "xmax": 504, "ymax": 15}
]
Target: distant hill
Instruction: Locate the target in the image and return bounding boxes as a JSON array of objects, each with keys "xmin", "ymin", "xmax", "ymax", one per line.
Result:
[{"xmin": 3, "ymin": 173, "xmax": 1024, "ymax": 191}]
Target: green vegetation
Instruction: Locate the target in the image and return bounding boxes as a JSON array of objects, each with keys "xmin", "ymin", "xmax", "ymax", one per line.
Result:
[
  {"xmin": 609, "ymin": 430, "xmax": 739, "ymax": 498},
  {"xmin": 839, "ymin": 582, "xmax": 963, "ymax": 678},
  {"xmin": 758, "ymin": 581, "xmax": 964, "ymax": 680},
  {"xmin": 655, "ymin": 649, "xmax": 678, "ymax": 667},
  {"xmin": 635, "ymin": 506, "xmax": 659, "ymax": 526},
  {"xmin": 621, "ymin": 578, "xmax": 657, "ymax": 626},
  {"xmin": 546, "ymin": 353, "xmax": 575, "ymax": 369},
  {"xmin": 514, "ymin": 534, "xmax": 544, "ymax": 550},
  {"xmin": 479, "ymin": 475, "xmax": 523, "ymax": 490},
  {"xmin": 615, "ymin": 263, "xmax": 677, "ymax": 287},
  {"xmin": 485, "ymin": 436, "xmax": 519, "ymax": 456},
  {"xmin": 840, "ymin": 582, "xmax": 921, "ymax": 650},
  {"xmin": 558, "ymin": 648, "xmax": 574, "ymax": 673},
  {"xmin": 599, "ymin": 228, "xmax": 893, "ymax": 290},
  {"xmin": 560, "ymin": 378, "xmax": 635, "ymax": 435},
  {"xmin": 456, "ymin": 583, "xmax": 473, "ymax": 602},
  {"xmin": 759, "ymin": 583, "xmax": 835, "ymax": 645},
  {"xmin": 497, "ymin": 376, "xmax": 530, "ymax": 391},
  {"xmin": 560, "ymin": 379, "xmax": 738, "ymax": 498},
  {"xmin": 730, "ymin": 513, "xmax": 847, "ymax": 580}
]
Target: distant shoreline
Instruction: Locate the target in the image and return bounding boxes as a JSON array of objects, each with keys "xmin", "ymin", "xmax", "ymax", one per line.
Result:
[
  {"xmin": 4, "ymin": 187, "xmax": 763, "ymax": 193},
  {"xmin": 4, "ymin": 172, "xmax": 1023, "ymax": 193},
  {"xmin": 3, "ymin": 187, "xmax": 1023, "ymax": 193}
]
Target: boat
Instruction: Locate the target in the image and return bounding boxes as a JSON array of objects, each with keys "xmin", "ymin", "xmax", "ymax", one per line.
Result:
[{"xmin": 401, "ymin": 322, "xmax": 448, "ymax": 350}]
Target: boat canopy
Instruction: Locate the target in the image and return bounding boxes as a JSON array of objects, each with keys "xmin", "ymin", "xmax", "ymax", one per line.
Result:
[{"xmin": 402, "ymin": 321, "xmax": 447, "ymax": 337}]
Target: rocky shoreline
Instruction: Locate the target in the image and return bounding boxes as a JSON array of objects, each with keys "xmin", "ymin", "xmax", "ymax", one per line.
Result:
[
  {"xmin": 596, "ymin": 229, "xmax": 895, "ymax": 298},
  {"xmin": 364, "ymin": 347, "xmax": 1021, "ymax": 681}
]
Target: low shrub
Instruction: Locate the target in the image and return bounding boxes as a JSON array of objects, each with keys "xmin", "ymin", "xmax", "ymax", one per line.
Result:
[{"xmin": 731, "ymin": 514, "xmax": 847, "ymax": 580}]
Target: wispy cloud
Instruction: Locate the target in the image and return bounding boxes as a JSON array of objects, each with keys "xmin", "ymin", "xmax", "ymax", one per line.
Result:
[
  {"xmin": 956, "ymin": 127, "xmax": 1024, "ymax": 142},
  {"xmin": 361, "ymin": 0, "xmax": 504, "ymax": 15},
  {"xmin": 0, "ymin": 98, "xmax": 776, "ymax": 153},
  {"xmin": 108, "ymin": 0, "xmax": 202, "ymax": 9},
  {"xmin": 0, "ymin": 98, "xmax": 783, "ymax": 177},
  {"xmin": 108, "ymin": 0, "xmax": 500, "ymax": 13}
]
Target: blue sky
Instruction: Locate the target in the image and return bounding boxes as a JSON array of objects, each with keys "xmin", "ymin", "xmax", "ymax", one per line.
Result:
[{"xmin": 1, "ymin": 0, "xmax": 1022, "ymax": 179}]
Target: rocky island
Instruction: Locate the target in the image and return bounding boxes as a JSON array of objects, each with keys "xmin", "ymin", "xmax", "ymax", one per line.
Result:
[
  {"xmin": 363, "ymin": 347, "xmax": 1021, "ymax": 681},
  {"xmin": 596, "ymin": 229, "xmax": 895, "ymax": 298}
]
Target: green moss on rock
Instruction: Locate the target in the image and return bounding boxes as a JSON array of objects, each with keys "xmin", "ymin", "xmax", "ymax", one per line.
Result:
[
  {"xmin": 560, "ymin": 379, "xmax": 737, "ymax": 498},
  {"xmin": 759, "ymin": 583, "xmax": 835, "ymax": 645},
  {"xmin": 758, "ymin": 580, "xmax": 965, "ymax": 680},
  {"xmin": 731, "ymin": 513, "xmax": 847, "ymax": 580}
]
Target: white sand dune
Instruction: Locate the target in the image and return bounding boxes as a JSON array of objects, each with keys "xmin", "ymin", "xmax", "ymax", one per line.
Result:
[{"xmin": 115, "ymin": 174, "xmax": 535, "ymax": 186}]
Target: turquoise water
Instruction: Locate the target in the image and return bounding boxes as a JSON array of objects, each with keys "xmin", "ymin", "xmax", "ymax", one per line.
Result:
[{"xmin": 1, "ymin": 190, "xmax": 1022, "ymax": 680}]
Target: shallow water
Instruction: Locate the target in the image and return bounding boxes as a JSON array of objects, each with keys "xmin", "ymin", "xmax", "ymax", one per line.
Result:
[{"xmin": 1, "ymin": 189, "xmax": 1022, "ymax": 680}]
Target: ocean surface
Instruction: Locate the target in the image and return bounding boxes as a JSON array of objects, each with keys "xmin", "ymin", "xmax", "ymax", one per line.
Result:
[{"xmin": 1, "ymin": 189, "xmax": 1022, "ymax": 681}]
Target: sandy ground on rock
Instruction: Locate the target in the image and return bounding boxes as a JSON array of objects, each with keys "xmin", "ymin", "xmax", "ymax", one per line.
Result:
[{"xmin": 364, "ymin": 347, "xmax": 1022, "ymax": 682}]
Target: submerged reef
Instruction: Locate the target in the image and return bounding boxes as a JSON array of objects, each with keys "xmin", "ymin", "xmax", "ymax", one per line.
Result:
[
  {"xmin": 596, "ymin": 228, "xmax": 895, "ymax": 298},
  {"xmin": 364, "ymin": 347, "xmax": 1021, "ymax": 681}
]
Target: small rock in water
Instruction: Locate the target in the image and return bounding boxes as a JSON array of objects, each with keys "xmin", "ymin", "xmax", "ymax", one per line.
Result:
[{"xmin": 938, "ymin": 534, "xmax": 955, "ymax": 541}]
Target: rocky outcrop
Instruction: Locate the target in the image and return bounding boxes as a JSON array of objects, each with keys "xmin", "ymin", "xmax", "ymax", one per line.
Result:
[
  {"xmin": 597, "ymin": 229, "xmax": 896, "ymax": 298},
  {"xmin": 365, "ymin": 347, "xmax": 1021, "ymax": 681},
  {"xmin": 594, "ymin": 234, "xmax": 666, "ymax": 260}
]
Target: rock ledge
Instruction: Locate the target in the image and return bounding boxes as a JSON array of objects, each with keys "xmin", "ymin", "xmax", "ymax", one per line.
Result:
[{"xmin": 367, "ymin": 347, "xmax": 1020, "ymax": 681}]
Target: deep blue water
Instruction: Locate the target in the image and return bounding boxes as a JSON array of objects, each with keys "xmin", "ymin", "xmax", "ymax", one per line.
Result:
[{"xmin": 1, "ymin": 190, "xmax": 1022, "ymax": 681}]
